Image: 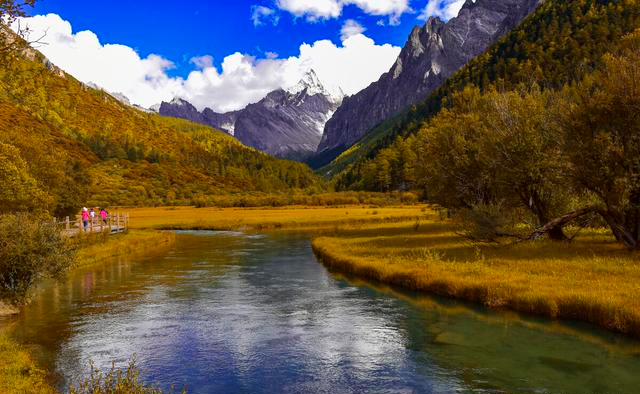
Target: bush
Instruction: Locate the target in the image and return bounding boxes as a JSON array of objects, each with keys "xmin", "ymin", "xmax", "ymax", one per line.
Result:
[
  {"xmin": 458, "ymin": 203, "xmax": 519, "ymax": 242},
  {"xmin": 70, "ymin": 360, "xmax": 185, "ymax": 394},
  {"xmin": 189, "ymin": 192, "xmax": 422, "ymax": 208},
  {"xmin": 0, "ymin": 213, "xmax": 75, "ymax": 305}
]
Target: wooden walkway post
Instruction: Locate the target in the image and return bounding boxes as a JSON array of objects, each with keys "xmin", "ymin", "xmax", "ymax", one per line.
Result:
[{"xmin": 65, "ymin": 216, "xmax": 70, "ymax": 230}]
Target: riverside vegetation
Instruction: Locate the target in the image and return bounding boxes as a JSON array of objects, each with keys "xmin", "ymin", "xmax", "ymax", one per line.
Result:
[{"xmin": 312, "ymin": 212, "xmax": 640, "ymax": 338}]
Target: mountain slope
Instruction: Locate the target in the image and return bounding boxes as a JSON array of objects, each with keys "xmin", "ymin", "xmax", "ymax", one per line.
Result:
[
  {"xmin": 0, "ymin": 39, "xmax": 319, "ymax": 216},
  {"xmin": 159, "ymin": 98, "xmax": 240, "ymax": 136},
  {"xmin": 332, "ymin": 0, "xmax": 640, "ymax": 190},
  {"xmin": 315, "ymin": 0, "xmax": 541, "ymax": 165},
  {"xmin": 159, "ymin": 70, "xmax": 342, "ymax": 160}
]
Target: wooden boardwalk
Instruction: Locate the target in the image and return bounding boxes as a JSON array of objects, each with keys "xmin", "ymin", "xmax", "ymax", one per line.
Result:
[{"xmin": 57, "ymin": 212, "xmax": 129, "ymax": 238}]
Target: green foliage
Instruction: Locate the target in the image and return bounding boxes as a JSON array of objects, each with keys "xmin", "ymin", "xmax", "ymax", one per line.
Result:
[
  {"xmin": 332, "ymin": 0, "xmax": 640, "ymax": 188},
  {"xmin": 191, "ymin": 191, "xmax": 419, "ymax": 208},
  {"xmin": 352, "ymin": 86, "xmax": 575, "ymax": 239},
  {"xmin": 0, "ymin": 44, "xmax": 320, "ymax": 215},
  {"xmin": 563, "ymin": 31, "xmax": 640, "ymax": 248},
  {"xmin": 0, "ymin": 213, "xmax": 75, "ymax": 305},
  {"xmin": 457, "ymin": 203, "xmax": 519, "ymax": 242},
  {"xmin": 0, "ymin": 142, "xmax": 52, "ymax": 213},
  {"xmin": 70, "ymin": 360, "xmax": 185, "ymax": 394}
]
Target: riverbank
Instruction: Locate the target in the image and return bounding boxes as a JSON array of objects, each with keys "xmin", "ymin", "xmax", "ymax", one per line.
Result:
[
  {"xmin": 0, "ymin": 230, "xmax": 176, "ymax": 393},
  {"xmin": 0, "ymin": 335, "xmax": 56, "ymax": 394},
  {"xmin": 74, "ymin": 230, "xmax": 175, "ymax": 268},
  {"xmin": 312, "ymin": 217, "xmax": 640, "ymax": 338}
]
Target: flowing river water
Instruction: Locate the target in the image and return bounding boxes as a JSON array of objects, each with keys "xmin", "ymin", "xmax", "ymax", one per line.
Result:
[{"xmin": 2, "ymin": 231, "xmax": 640, "ymax": 393}]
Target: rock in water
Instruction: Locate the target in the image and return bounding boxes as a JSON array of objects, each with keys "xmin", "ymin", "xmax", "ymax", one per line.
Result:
[{"xmin": 316, "ymin": 0, "xmax": 541, "ymax": 159}]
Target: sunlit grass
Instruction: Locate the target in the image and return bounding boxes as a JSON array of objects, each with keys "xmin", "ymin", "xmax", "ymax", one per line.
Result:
[
  {"xmin": 0, "ymin": 335, "xmax": 55, "ymax": 394},
  {"xmin": 312, "ymin": 213, "xmax": 640, "ymax": 337},
  {"xmin": 75, "ymin": 230, "xmax": 176, "ymax": 268},
  {"xmin": 126, "ymin": 205, "xmax": 429, "ymax": 231}
]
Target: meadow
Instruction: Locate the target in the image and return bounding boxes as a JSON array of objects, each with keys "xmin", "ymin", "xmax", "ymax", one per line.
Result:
[
  {"xmin": 126, "ymin": 205, "xmax": 427, "ymax": 231},
  {"xmin": 312, "ymin": 210, "xmax": 640, "ymax": 337}
]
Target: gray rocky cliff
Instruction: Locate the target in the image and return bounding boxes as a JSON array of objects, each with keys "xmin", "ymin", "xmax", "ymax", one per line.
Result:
[
  {"xmin": 159, "ymin": 70, "xmax": 341, "ymax": 160},
  {"xmin": 317, "ymin": 0, "xmax": 541, "ymax": 156}
]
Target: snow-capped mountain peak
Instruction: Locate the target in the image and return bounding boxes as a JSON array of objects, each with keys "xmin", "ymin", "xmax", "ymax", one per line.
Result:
[{"xmin": 286, "ymin": 69, "xmax": 344, "ymax": 103}]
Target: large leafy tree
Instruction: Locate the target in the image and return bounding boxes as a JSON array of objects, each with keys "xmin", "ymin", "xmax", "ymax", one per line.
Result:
[
  {"xmin": 564, "ymin": 31, "xmax": 640, "ymax": 248},
  {"xmin": 415, "ymin": 86, "xmax": 571, "ymax": 240}
]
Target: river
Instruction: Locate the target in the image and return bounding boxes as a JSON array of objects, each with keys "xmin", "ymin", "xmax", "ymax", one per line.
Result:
[{"xmin": 2, "ymin": 231, "xmax": 640, "ymax": 393}]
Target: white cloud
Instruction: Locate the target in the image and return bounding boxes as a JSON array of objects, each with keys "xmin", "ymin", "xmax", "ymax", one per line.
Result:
[
  {"xmin": 275, "ymin": 0, "xmax": 410, "ymax": 24},
  {"xmin": 251, "ymin": 5, "xmax": 279, "ymax": 26},
  {"xmin": 419, "ymin": 0, "xmax": 467, "ymax": 21},
  {"xmin": 13, "ymin": 13, "xmax": 401, "ymax": 113},
  {"xmin": 284, "ymin": 33, "xmax": 400, "ymax": 97},
  {"xmin": 190, "ymin": 55, "xmax": 214, "ymax": 69},
  {"xmin": 340, "ymin": 19, "xmax": 366, "ymax": 41}
]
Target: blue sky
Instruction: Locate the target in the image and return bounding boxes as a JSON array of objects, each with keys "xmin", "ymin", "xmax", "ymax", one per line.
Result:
[
  {"xmin": 21, "ymin": 0, "xmax": 465, "ymax": 111},
  {"xmin": 29, "ymin": 0, "xmax": 437, "ymax": 77}
]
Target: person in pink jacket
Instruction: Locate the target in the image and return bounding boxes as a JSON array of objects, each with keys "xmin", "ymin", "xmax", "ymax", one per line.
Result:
[
  {"xmin": 81, "ymin": 207, "xmax": 90, "ymax": 232},
  {"xmin": 100, "ymin": 208, "xmax": 109, "ymax": 225}
]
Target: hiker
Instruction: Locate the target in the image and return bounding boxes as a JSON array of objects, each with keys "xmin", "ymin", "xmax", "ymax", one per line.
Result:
[
  {"xmin": 100, "ymin": 208, "xmax": 109, "ymax": 225},
  {"xmin": 82, "ymin": 207, "xmax": 90, "ymax": 232},
  {"xmin": 90, "ymin": 208, "xmax": 96, "ymax": 221}
]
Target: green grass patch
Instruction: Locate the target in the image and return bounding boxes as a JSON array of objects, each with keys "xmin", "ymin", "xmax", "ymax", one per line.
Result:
[{"xmin": 0, "ymin": 335, "xmax": 56, "ymax": 394}]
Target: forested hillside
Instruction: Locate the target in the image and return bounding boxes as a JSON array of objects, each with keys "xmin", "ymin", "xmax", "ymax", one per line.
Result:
[
  {"xmin": 329, "ymin": 0, "xmax": 640, "ymax": 186},
  {"xmin": 337, "ymin": 27, "xmax": 640, "ymax": 248},
  {"xmin": 0, "ymin": 40, "xmax": 319, "ymax": 216}
]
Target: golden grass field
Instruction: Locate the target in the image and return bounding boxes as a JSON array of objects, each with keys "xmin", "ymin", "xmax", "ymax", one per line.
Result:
[
  {"xmin": 74, "ymin": 230, "xmax": 175, "ymax": 268},
  {"xmin": 125, "ymin": 205, "xmax": 428, "ymax": 231},
  {"xmin": 312, "ymin": 211, "xmax": 640, "ymax": 337}
]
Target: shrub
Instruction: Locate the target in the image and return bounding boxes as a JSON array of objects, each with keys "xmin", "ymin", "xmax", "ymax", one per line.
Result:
[
  {"xmin": 0, "ymin": 213, "xmax": 75, "ymax": 305},
  {"xmin": 70, "ymin": 360, "xmax": 185, "ymax": 394},
  {"xmin": 458, "ymin": 203, "xmax": 518, "ymax": 242}
]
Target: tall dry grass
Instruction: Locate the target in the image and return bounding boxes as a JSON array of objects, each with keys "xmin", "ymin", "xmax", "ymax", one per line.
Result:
[
  {"xmin": 75, "ymin": 231, "xmax": 175, "ymax": 268},
  {"xmin": 0, "ymin": 335, "xmax": 56, "ymax": 394},
  {"xmin": 126, "ymin": 205, "xmax": 428, "ymax": 231},
  {"xmin": 312, "ymin": 217, "xmax": 640, "ymax": 337}
]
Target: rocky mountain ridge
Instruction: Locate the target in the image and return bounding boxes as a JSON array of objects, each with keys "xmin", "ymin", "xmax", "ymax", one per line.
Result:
[
  {"xmin": 159, "ymin": 70, "xmax": 342, "ymax": 160},
  {"xmin": 316, "ymin": 0, "xmax": 541, "ymax": 161}
]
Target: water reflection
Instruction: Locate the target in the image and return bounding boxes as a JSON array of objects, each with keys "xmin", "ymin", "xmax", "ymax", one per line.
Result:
[{"xmin": 1, "ymin": 231, "xmax": 639, "ymax": 394}]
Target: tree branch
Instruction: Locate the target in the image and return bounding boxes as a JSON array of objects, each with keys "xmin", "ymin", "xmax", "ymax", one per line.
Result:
[{"xmin": 513, "ymin": 205, "xmax": 599, "ymax": 244}]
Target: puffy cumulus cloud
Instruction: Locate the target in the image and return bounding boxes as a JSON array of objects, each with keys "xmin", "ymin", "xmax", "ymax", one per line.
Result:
[
  {"xmin": 419, "ymin": 0, "xmax": 467, "ymax": 21},
  {"xmin": 275, "ymin": 0, "xmax": 410, "ymax": 24},
  {"xmin": 13, "ymin": 14, "xmax": 400, "ymax": 113},
  {"xmin": 251, "ymin": 5, "xmax": 280, "ymax": 26},
  {"xmin": 283, "ymin": 33, "xmax": 400, "ymax": 96},
  {"xmin": 340, "ymin": 19, "xmax": 366, "ymax": 41},
  {"xmin": 11, "ymin": 13, "xmax": 183, "ymax": 108}
]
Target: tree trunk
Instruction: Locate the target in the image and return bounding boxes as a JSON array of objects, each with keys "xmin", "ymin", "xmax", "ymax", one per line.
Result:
[
  {"xmin": 526, "ymin": 189, "xmax": 568, "ymax": 241},
  {"xmin": 599, "ymin": 209, "xmax": 638, "ymax": 250},
  {"xmin": 517, "ymin": 206, "xmax": 598, "ymax": 244}
]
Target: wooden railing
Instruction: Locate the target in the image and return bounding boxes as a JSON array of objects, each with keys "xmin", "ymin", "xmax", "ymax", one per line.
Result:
[{"xmin": 56, "ymin": 212, "xmax": 129, "ymax": 237}]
